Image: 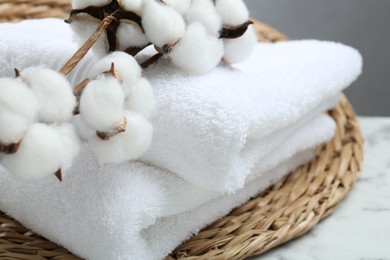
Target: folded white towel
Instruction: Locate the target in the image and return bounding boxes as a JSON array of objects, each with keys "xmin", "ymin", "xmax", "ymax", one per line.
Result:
[
  {"xmin": 0, "ymin": 113, "xmax": 334, "ymax": 260},
  {"xmin": 140, "ymin": 41, "xmax": 361, "ymax": 192},
  {"xmin": 0, "ymin": 19, "xmax": 361, "ymax": 193}
]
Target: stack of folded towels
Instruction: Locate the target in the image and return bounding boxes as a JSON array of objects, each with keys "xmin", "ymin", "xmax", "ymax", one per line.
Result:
[{"xmin": 0, "ymin": 19, "xmax": 362, "ymax": 259}]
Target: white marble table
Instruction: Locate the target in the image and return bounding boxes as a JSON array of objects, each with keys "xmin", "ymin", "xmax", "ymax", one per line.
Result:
[{"xmin": 251, "ymin": 117, "xmax": 390, "ymax": 260}]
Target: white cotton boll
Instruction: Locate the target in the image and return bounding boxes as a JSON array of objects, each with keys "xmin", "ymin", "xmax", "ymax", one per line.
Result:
[
  {"xmin": 89, "ymin": 111, "xmax": 153, "ymax": 164},
  {"xmin": 117, "ymin": 22, "xmax": 149, "ymax": 50},
  {"xmin": 170, "ymin": 22, "xmax": 224, "ymax": 75},
  {"xmin": 163, "ymin": 0, "xmax": 191, "ymax": 15},
  {"xmin": 80, "ymin": 76, "xmax": 125, "ymax": 132},
  {"xmin": 215, "ymin": 0, "xmax": 249, "ymax": 26},
  {"xmin": 142, "ymin": 0, "xmax": 186, "ymax": 47},
  {"xmin": 70, "ymin": 17, "xmax": 108, "ymax": 57},
  {"xmin": 0, "ymin": 78, "xmax": 38, "ymax": 144},
  {"xmin": 223, "ymin": 25, "xmax": 257, "ymax": 64},
  {"xmin": 0, "ymin": 124, "xmax": 62, "ymax": 181},
  {"xmin": 90, "ymin": 51, "xmax": 141, "ymax": 95},
  {"xmin": 125, "ymin": 78, "xmax": 154, "ymax": 119},
  {"xmin": 20, "ymin": 67, "xmax": 76, "ymax": 124},
  {"xmin": 52, "ymin": 123, "xmax": 81, "ymax": 172},
  {"xmin": 72, "ymin": 0, "xmax": 111, "ymax": 9},
  {"xmin": 186, "ymin": 0, "xmax": 222, "ymax": 36},
  {"xmin": 120, "ymin": 0, "xmax": 142, "ymax": 13}
]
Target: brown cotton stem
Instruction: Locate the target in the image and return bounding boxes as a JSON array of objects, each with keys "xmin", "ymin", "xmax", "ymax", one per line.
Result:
[
  {"xmin": 219, "ymin": 20, "xmax": 254, "ymax": 39},
  {"xmin": 103, "ymin": 63, "xmax": 122, "ymax": 80},
  {"xmin": 73, "ymin": 78, "xmax": 91, "ymax": 115},
  {"xmin": 0, "ymin": 141, "xmax": 21, "ymax": 154},
  {"xmin": 14, "ymin": 68, "xmax": 20, "ymax": 77},
  {"xmin": 74, "ymin": 78, "xmax": 91, "ymax": 98},
  {"xmin": 60, "ymin": 15, "xmax": 117, "ymax": 76},
  {"xmin": 96, "ymin": 117, "xmax": 128, "ymax": 140},
  {"xmin": 55, "ymin": 169, "xmax": 63, "ymax": 182},
  {"xmin": 141, "ymin": 53, "xmax": 163, "ymax": 69}
]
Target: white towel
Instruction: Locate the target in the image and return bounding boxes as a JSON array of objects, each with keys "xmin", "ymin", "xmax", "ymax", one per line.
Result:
[
  {"xmin": 1, "ymin": 157, "xmax": 296, "ymax": 260},
  {"xmin": 0, "ymin": 18, "xmax": 362, "ymax": 193},
  {"xmin": 140, "ymin": 40, "xmax": 361, "ymax": 192},
  {"xmin": 0, "ymin": 113, "xmax": 335, "ymax": 260},
  {"xmin": 161, "ymin": 114, "xmax": 336, "ymax": 216}
]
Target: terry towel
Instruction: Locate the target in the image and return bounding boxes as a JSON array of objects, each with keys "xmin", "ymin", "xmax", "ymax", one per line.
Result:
[
  {"xmin": 141, "ymin": 42, "xmax": 361, "ymax": 192},
  {"xmin": 0, "ymin": 113, "xmax": 335, "ymax": 260},
  {"xmin": 0, "ymin": 19, "xmax": 362, "ymax": 193}
]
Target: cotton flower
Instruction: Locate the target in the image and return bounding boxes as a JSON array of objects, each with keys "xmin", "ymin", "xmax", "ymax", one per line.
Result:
[
  {"xmin": 223, "ymin": 25, "xmax": 257, "ymax": 64},
  {"xmin": 89, "ymin": 111, "xmax": 153, "ymax": 164},
  {"xmin": 0, "ymin": 66, "xmax": 82, "ymax": 182},
  {"xmin": 0, "ymin": 78, "xmax": 38, "ymax": 144},
  {"xmin": 80, "ymin": 52, "xmax": 154, "ymax": 164},
  {"xmin": 170, "ymin": 22, "xmax": 224, "ymax": 74},
  {"xmin": 79, "ymin": 76, "xmax": 125, "ymax": 132},
  {"xmin": 20, "ymin": 67, "xmax": 76, "ymax": 124}
]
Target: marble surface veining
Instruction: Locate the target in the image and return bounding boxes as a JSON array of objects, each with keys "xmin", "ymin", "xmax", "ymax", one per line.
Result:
[{"xmin": 251, "ymin": 117, "xmax": 390, "ymax": 260}]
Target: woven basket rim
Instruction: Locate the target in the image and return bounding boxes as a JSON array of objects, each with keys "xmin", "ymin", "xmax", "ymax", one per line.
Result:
[{"xmin": 0, "ymin": 1, "xmax": 363, "ymax": 260}]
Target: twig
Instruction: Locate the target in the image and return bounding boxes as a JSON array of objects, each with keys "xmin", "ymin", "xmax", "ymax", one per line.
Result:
[
  {"xmin": 0, "ymin": 141, "xmax": 21, "ymax": 154},
  {"xmin": 14, "ymin": 68, "xmax": 20, "ymax": 77},
  {"xmin": 96, "ymin": 117, "xmax": 128, "ymax": 140},
  {"xmin": 60, "ymin": 15, "xmax": 117, "ymax": 76},
  {"xmin": 141, "ymin": 53, "xmax": 163, "ymax": 69},
  {"xmin": 55, "ymin": 169, "xmax": 63, "ymax": 182},
  {"xmin": 219, "ymin": 21, "xmax": 253, "ymax": 39}
]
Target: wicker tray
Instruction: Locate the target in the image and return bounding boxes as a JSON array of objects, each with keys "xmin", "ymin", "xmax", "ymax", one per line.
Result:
[{"xmin": 0, "ymin": 1, "xmax": 364, "ymax": 259}]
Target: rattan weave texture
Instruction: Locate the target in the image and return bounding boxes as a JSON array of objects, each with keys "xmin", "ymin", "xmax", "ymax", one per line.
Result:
[
  {"xmin": 0, "ymin": 0, "xmax": 70, "ymax": 22},
  {"xmin": 0, "ymin": 1, "xmax": 363, "ymax": 259}
]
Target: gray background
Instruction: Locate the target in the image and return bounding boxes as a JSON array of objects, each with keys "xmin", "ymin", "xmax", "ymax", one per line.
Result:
[{"xmin": 244, "ymin": 0, "xmax": 390, "ymax": 116}]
